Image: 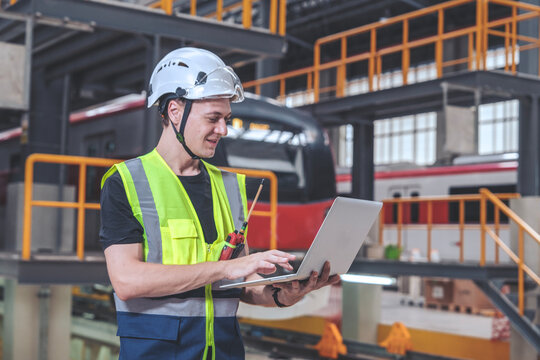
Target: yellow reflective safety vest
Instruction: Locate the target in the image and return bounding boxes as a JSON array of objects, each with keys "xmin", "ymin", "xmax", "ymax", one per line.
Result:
[{"xmin": 101, "ymin": 149, "xmax": 248, "ymax": 360}]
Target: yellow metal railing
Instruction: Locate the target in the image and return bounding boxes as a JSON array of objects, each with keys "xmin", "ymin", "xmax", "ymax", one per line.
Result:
[
  {"xmin": 480, "ymin": 188, "xmax": 540, "ymax": 315},
  {"xmin": 244, "ymin": 0, "xmax": 540, "ymax": 102},
  {"xmin": 148, "ymin": 0, "xmax": 287, "ymax": 35},
  {"xmin": 22, "ymin": 153, "xmax": 278, "ymax": 260},
  {"xmin": 379, "ymin": 192, "xmax": 520, "ymax": 263},
  {"xmin": 380, "ymin": 189, "xmax": 540, "ymax": 316},
  {"xmin": 23, "ymin": 154, "xmax": 120, "ymax": 261},
  {"xmin": 5, "ymin": 0, "xmax": 286, "ymax": 35}
]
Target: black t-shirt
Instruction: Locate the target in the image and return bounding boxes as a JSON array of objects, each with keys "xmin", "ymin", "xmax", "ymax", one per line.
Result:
[{"xmin": 99, "ymin": 164, "xmax": 217, "ymax": 250}]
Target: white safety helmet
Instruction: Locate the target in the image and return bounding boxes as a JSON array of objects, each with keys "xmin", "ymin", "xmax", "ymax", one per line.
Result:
[{"xmin": 147, "ymin": 47, "xmax": 244, "ymax": 109}]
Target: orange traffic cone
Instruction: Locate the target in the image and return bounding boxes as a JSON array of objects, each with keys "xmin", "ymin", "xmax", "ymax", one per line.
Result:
[
  {"xmin": 313, "ymin": 322, "xmax": 347, "ymax": 359},
  {"xmin": 379, "ymin": 322, "xmax": 413, "ymax": 355}
]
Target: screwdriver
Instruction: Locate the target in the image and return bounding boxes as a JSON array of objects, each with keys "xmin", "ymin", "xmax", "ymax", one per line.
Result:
[{"xmin": 219, "ymin": 179, "xmax": 265, "ymax": 260}]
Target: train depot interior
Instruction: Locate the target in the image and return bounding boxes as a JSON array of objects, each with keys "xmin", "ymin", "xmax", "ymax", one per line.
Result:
[{"xmin": 1, "ymin": 0, "xmax": 540, "ymax": 359}]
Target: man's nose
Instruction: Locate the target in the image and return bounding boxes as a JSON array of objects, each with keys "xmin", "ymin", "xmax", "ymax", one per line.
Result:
[{"xmin": 215, "ymin": 119, "xmax": 228, "ymax": 136}]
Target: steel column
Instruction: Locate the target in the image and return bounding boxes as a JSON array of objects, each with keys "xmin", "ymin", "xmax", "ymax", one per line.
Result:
[
  {"xmin": 55, "ymin": 73, "xmax": 70, "ymax": 251},
  {"xmin": 518, "ymin": 95, "xmax": 540, "ymax": 195},
  {"xmin": 256, "ymin": 0, "xmax": 279, "ymax": 98},
  {"xmin": 350, "ymin": 118, "xmax": 374, "ymax": 200}
]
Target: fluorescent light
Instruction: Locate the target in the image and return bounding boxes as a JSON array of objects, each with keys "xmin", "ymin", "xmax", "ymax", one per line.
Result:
[{"xmin": 340, "ymin": 274, "xmax": 396, "ymax": 286}]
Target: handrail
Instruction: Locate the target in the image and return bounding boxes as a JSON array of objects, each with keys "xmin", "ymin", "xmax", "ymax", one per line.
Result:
[
  {"xmin": 5, "ymin": 0, "xmax": 286, "ymax": 35},
  {"xmin": 480, "ymin": 188, "xmax": 540, "ymax": 315},
  {"xmin": 23, "ymin": 153, "xmax": 279, "ymax": 260},
  {"xmin": 379, "ymin": 191, "xmax": 521, "ymax": 262},
  {"xmin": 23, "ymin": 153, "xmax": 121, "ymax": 261},
  {"xmin": 147, "ymin": 0, "xmax": 286, "ymax": 35},
  {"xmin": 245, "ymin": 0, "xmax": 540, "ymax": 103},
  {"xmin": 380, "ymin": 188, "xmax": 540, "ymax": 316}
]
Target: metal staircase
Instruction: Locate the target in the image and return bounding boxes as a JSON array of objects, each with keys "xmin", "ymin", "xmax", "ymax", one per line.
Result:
[
  {"xmin": 474, "ymin": 279, "xmax": 540, "ymax": 352},
  {"xmin": 363, "ymin": 188, "xmax": 540, "ymax": 353}
]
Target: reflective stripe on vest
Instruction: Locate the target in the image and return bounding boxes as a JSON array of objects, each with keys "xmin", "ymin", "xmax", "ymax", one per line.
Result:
[
  {"xmin": 114, "ymin": 294, "xmax": 239, "ymax": 317},
  {"xmin": 221, "ymin": 171, "xmax": 244, "ymax": 230},
  {"xmin": 124, "ymin": 157, "xmax": 162, "ymax": 263}
]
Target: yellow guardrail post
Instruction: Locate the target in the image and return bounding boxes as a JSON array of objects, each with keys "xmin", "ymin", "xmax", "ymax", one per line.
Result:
[
  {"xmin": 163, "ymin": 0, "xmax": 173, "ymax": 15},
  {"xmin": 279, "ymin": 0, "xmax": 286, "ymax": 36},
  {"xmin": 504, "ymin": 22, "xmax": 510, "ymax": 71},
  {"xmin": 378, "ymin": 206, "xmax": 385, "ymax": 246},
  {"xmin": 269, "ymin": 0, "xmax": 278, "ymax": 33},
  {"xmin": 511, "ymin": 4, "xmax": 517, "ymax": 73},
  {"xmin": 216, "ymin": 0, "xmax": 223, "ymax": 21},
  {"xmin": 191, "ymin": 0, "xmax": 197, "ymax": 16},
  {"xmin": 436, "ymin": 9, "xmax": 444, "ymax": 77},
  {"xmin": 479, "ymin": 188, "xmax": 487, "ymax": 266},
  {"xmin": 459, "ymin": 199, "xmax": 465, "ymax": 262},
  {"xmin": 397, "ymin": 202, "xmax": 403, "ymax": 249},
  {"xmin": 494, "ymin": 205, "xmax": 500, "ymax": 264},
  {"xmin": 427, "ymin": 201, "xmax": 433, "ymax": 262},
  {"xmin": 22, "ymin": 155, "xmax": 35, "ymax": 260},
  {"xmin": 369, "ymin": 28, "xmax": 376, "ymax": 92},
  {"xmin": 402, "ymin": 19, "xmax": 409, "ymax": 85},
  {"xmin": 518, "ymin": 227, "xmax": 525, "ymax": 315},
  {"xmin": 77, "ymin": 163, "xmax": 87, "ymax": 260},
  {"xmin": 476, "ymin": 0, "xmax": 483, "ymax": 69},
  {"xmin": 314, "ymin": 42, "xmax": 321, "ymax": 102},
  {"xmin": 242, "ymin": 0, "xmax": 252, "ymax": 29}
]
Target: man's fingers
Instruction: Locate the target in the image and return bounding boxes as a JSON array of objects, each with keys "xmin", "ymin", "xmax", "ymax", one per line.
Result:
[
  {"xmin": 266, "ymin": 255, "xmax": 293, "ymax": 269},
  {"xmin": 304, "ymin": 271, "xmax": 317, "ymax": 290},
  {"xmin": 320, "ymin": 261, "xmax": 331, "ymax": 282},
  {"xmin": 257, "ymin": 261, "xmax": 276, "ymax": 274},
  {"xmin": 267, "ymin": 250, "xmax": 296, "ymax": 261},
  {"xmin": 329, "ymin": 275, "xmax": 341, "ymax": 284}
]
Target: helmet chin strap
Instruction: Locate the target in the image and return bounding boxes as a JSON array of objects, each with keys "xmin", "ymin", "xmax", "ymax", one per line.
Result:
[{"xmin": 170, "ymin": 99, "xmax": 200, "ymax": 160}]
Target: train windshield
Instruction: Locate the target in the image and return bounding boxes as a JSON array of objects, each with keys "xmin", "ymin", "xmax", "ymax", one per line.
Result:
[{"xmin": 219, "ymin": 117, "xmax": 307, "ymax": 199}]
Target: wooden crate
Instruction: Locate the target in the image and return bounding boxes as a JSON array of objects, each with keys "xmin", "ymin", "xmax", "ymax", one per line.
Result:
[
  {"xmin": 424, "ymin": 278, "xmax": 454, "ymax": 305},
  {"xmin": 453, "ymin": 279, "xmax": 495, "ymax": 311}
]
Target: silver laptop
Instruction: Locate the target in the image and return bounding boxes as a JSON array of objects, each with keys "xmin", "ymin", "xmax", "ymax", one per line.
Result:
[{"xmin": 219, "ymin": 197, "xmax": 382, "ymax": 289}]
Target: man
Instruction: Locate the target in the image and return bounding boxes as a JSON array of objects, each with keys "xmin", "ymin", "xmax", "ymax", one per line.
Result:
[{"xmin": 100, "ymin": 47, "xmax": 339, "ymax": 360}]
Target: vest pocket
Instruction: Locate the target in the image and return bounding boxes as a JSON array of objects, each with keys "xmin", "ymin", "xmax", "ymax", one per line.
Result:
[{"xmin": 165, "ymin": 218, "xmax": 199, "ymax": 264}]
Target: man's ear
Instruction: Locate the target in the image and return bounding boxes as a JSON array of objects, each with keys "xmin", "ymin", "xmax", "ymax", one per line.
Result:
[{"xmin": 167, "ymin": 99, "xmax": 184, "ymax": 127}]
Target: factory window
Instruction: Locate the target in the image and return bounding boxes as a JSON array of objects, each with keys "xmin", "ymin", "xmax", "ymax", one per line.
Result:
[
  {"xmin": 337, "ymin": 112, "xmax": 436, "ymax": 167},
  {"xmin": 478, "ymin": 100, "xmax": 518, "ymax": 155},
  {"xmin": 373, "ymin": 112, "xmax": 437, "ymax": 166}
]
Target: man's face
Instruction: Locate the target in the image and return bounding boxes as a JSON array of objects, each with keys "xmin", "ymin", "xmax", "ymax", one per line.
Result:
[{"xmin": 181, "ymin": 98, "xmax": 231, "ymax": 158}]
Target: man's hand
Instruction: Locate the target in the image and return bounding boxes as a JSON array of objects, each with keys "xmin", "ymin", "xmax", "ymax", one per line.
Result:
[
  {"xmin": 271, "ymin": 261, "xmax": 340, "ymax": 307},
  {"xmin": 224, "ymin": 250, "xmax": 296, "ymax": 280}
]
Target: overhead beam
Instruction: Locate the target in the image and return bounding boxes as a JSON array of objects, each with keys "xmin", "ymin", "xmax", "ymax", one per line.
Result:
[
  {"xmin": 20, "ymin": 0, "xmax": 285, "ymax": 58},
  {"xmin": 33, "ymin": 31, "xmax": 121, "ymax": 68},
  {"xmin": 301, "ymin": 71, "xmax": 527, "ymax": 122},
  {"xmin": 82, "ymin": 50, "xmax": 146, "ymax": 82},
  {"xmin": 46, "ymin": 37, "xmax": 145, "ymax": 78}
]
